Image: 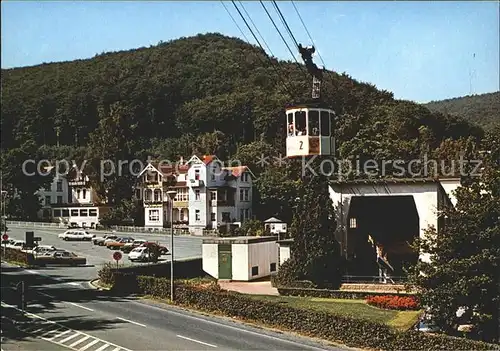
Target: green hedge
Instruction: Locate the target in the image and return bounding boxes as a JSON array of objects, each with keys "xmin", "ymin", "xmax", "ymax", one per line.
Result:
[
  {"xmin": 277, "ymin": 287, "xmax": 416, "ymax": 300},
  {"xmin": 137, "ymin": 276, "xmax": 498, "ymax": 351},
  {"xmin": 0, "ymin": 247, "xmax": 34, "ymax": 266},
  {"xmin": 98, "ymin": 258, "xmax": 203, "ymax": 292}
]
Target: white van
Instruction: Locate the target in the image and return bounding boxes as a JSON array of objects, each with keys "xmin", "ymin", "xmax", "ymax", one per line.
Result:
[{"xmin": 58, "ymin": 230, "xmax": 95, "ymax": 241}]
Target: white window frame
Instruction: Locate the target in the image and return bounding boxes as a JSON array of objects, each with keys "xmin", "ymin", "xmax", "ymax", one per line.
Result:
[{"xmin": 149, "ymin": 209, "xmax": 160, "ymax": 222}]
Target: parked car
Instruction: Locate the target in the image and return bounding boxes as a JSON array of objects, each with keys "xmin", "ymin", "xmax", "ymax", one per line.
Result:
[
  {"xmin": 6, "ymin": 240, "xmax": 26, "ymax": 250},
  {"xmin": 106, "ymin": 237, "xmax": 135, "ymax": 250},
  {"xmin": 58, "ymin": 230, "xmax": 95, "ymax": 241},
  {"xmin": 23, "ymin": 245, "xmax": 57, "ymax": 256},
  {"xmin": 128, "ymin": 247, "xmax": 152, "ymax": 262},
  {"xmin": 35, "ymin": 250, "xmax": 86, "ymax": 266},
  {"xmin": 121, "ymin": 239, "xmax": 146, "ymax": 253},
  {"xmin": 67, "ymin": 222, "xmax": 81, "ymax": 229},
  {"xmin": 140, "ymin": 242, "xmax": 169, "ymax": 255},
  {"xmin": 92, "ymin": 234, "xmax": 118, "ymax": 246}
]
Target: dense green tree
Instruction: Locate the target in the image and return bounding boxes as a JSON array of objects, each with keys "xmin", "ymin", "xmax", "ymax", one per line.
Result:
[
  {"xmin": 408, "ymin": 126, "xmax": 500, "ymax": 343},
  {"xmin": 276, "ymin": 160, "xmax": 343, "ymax": 288}
]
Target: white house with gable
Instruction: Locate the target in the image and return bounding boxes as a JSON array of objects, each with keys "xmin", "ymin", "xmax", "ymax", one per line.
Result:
[{"xmin": 186, "ymin": 155, "xmax": 255, "ymax": 235}]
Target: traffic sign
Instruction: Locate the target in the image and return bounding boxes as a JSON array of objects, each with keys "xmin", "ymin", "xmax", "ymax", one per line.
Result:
[
  {"xmin": 2, "ymin": 234, "xmax": 8, "ymax": 241},
  {"xmin": 113, "ymin": 251, "xmax": 122, "ymax": 261}
]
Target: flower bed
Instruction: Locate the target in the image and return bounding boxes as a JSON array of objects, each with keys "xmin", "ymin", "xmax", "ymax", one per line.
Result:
[{"xmin": 367, "ymin": 295, "xmax": 419, "ymax": 310}]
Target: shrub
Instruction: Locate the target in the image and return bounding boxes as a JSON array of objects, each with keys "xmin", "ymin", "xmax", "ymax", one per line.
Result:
[
  {"xmin": 278, "ymin": 287, "xmax": 417, "ymax": 300},
  {"xmin": 135, "ymin": 276, "xmax": 498, "ymax": 351},
  {"xmin": 0, "ymin": 247, "xmax": 34, "ymax": 265},
  {"xmin": 367, "ymin": 295, "xmax": 420, "ymax": 310}
]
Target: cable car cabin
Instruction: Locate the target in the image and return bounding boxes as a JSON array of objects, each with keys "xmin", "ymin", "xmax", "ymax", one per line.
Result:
[{"xmin": 285, "ymin": 104, "xmax": 336, "ymax": 158}]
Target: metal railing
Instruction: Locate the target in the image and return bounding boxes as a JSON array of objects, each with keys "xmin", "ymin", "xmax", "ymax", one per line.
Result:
[
  {"xmin": 6, "ymin": 220, "xmax": 219, "ymax": 236},
  {"xmin": 341, "ymin": 275, "xmax": 408, "ymax": 284}
]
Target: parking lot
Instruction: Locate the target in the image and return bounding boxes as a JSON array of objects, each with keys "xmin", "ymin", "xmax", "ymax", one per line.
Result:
[{"xmin": 3, "ymin": 227, "xmax": 204, "ymax": 281}]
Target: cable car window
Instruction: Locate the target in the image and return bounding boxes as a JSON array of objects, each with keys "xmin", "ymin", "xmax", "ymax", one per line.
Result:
[
  {"xmin": 308, "ymin": 110, "xmax": 319, "ymax": 136},
  {"xmin": 320, "ymin": 111, "xmax": 331, "ymax": 137},
  {"xmin": 295, "ymin": 111, "xmax": 306, "ymax": 135},
  {"xmin": 287, "ymin": 113, "xmax": 294, "ymax": 136}
]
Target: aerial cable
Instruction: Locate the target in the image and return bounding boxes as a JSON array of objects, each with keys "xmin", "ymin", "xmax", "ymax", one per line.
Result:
[
  {"xmin": 290, "ymin": 0, "xmax": 326, "ymax": 68},
  {"xmin": 271, "ymin": 1, "xmax": 299, "ymax": 50},
  {"xmin": 227, "ymin": 0, "xmax": 297, "ymax": 100},
  {"xmin": 220, "ymin": 1, "xmax": 251, "ymax": 43},
  {"xmin": 238, "ymin": 1, "xmax": 275, "ymax": 58},
  {"xmin": 259, "ymin": 1, "xmax": 300, "ymax": 67}
]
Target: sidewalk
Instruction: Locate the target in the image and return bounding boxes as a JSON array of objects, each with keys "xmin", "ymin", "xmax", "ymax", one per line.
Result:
[{"xmin": 218, "ymin": 280, "xmax": 279, "ymax": 296}]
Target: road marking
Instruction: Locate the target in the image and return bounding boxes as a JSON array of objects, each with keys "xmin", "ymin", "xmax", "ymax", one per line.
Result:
[
  {"xmin": 95, "ymin": 343, "xmax": 110, "ymax": 351},
  {"xmin": 67, "ymin": 302, "xmax": 94, "ymax": 312},
  {"xmin": 68, "ymin": 282, "xmax": 81, "ymax": 286},
  {"xmin": 38, "ymin": 291, "xmax": 55, "ymax": 298},
  {"xmin": 176, "ymin": 335, "xmax": 217, "ymax": 348},
  {"xmin": 140, "ymin": 301, "xmax": 329, "ymax": 351},
  {"xmin": 116, "ymin": 317, "xmax": 146, "ymax": 327},
  {"xmin": 59, "ymin": 332, "xmax": 81, "ymax": 343},
  {"xmin": 78, "ymin": 338, "xmax": 99, "ymax": 351},
  {"xmin": 69, "ymin": 335, "xmax": 91, "ymax": 348},
  {"xmin": 47, "ymin": 329, "xmax": 71, "ymax": 340}
]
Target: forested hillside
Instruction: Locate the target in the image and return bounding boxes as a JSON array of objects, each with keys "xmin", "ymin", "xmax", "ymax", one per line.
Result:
[
  {"xmin": 424, "ymin": 92, "xmax": 499, "ymax": 130},
  {"xmin": 0, "ymin": 33, "xmax": 489, "ymax": 221}
]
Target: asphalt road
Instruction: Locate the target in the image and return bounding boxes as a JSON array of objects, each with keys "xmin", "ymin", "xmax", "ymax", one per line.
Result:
[
  {"xmin": 1, "ymin": 263, "xmax": 346, "ymax": 351},
  {"xmin": 4, "ymin": 227, "xmax": 203, "ymax": 281}
]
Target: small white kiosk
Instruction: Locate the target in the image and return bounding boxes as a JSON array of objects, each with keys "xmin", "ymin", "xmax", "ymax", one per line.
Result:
[{"xmin": 202, "ymin": 236, "xmax": 278, "ymax": 281}]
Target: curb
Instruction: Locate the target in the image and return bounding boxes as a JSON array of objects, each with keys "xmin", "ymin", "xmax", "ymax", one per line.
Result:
[{"xmin": 88, "ymin": 279, "xmax": 111, "ymax": 291}]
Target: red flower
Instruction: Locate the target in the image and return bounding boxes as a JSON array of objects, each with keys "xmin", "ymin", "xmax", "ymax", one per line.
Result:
[{"xmin": 366, "ymin": 295, "xmax": 419, "ymax": 310}]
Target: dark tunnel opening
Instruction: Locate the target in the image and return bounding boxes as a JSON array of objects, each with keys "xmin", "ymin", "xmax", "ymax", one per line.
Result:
[{"xmin": 346, "ymin": 195, "xmax": 419, "ymax": 278}]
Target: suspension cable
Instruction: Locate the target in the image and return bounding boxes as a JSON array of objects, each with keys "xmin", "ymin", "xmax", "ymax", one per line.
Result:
[
  {"xmin": 259, "ymin": 1, "xmax": 299, "ymax": 67},
  {"xmin": 220, "ymin": 1, "xmax": 251, "ymax": 43},
  {"xmin": 290, "ymin": 0, "xmax": 326, "ymax": 68},
  {"xmin": 271, "ymin": 1, "xmax": 299, "ymax": 50},
  {"xmin": 228, "ymin": 0, "xmax": 297, "ymax": 99},
  {"xmin": 238, "ymin": 1, "xmax": 275, "ymax": 57}
]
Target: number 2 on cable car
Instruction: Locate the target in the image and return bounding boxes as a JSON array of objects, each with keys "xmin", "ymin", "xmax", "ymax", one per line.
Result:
[{"xmin": 299, "ymin": 141, "xmax": 303, "ymax": 150}]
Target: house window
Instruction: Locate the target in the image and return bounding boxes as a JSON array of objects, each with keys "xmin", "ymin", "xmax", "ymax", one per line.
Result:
[
  {"xmin": 271, "ymin": 224, "xmax": 275, "ymax": 230},
  {"xmin": 71, "ymin": 209, "xmax": 79, "ymax": 216},
  {"xmin": 245, "ymin": 209, "xmax": 250, "ymax": 219},
  {"xmin": 349, "ymin": 218, "xmax": 357, "ymax": 228},
  {"xmin": 195, "ymin": 190, "xmax": 200, "ymax": 200},
  {"xmin": 57, "ymin": 196, "xmax": 63, "ymax": 204},
  {"xmin": 45, "ymin": 196, "xmax": 51, "ymax": 206},
  {"xmin": 194, "ymin": 169, "xmax": 200, "ymax": 180},
  {"xmin": 240, "ymin": 209, "xmax": 244, "ymax": 222},
  {"xmin": 240, "ymin": 189, "xmax": 249, "ymax": 201},
  {"xmin": 210, "ymin": 191, "xmax": 216, "ymax": 201},
  {"xmin": 211, "ymin": 213, "xmax": 216, "ymax": 221},
  {"xmin": 62, "ymin": 209, "xmax": 69, "ymax": 217},
  {"xmin": 82, "ymin": 189, "xmax": 87, "ymax": 199},
  {"xmin": 89, "ymin": 209, "xmax": 97, "ymax": 217},
  {"xmin": 241, "ymin": 173, "xmax": 250, "ymax": 182},
  {"xmin": 270, "ymin": 263, "xmax": 277, "ymax": 272},
  {"xmin": 53, "ymin": 209, "xmax": 61, "ymax": 217},
  {"xmin": 149, "ymin": 209, "xmax": 160, "ymax": 222},
  {"xmin": 76, "ymin": 189, "xmax": 80, "ymax": 199},
  {"xmin": 251, "ymin": 266, "xmax": 259, "ymax": 276},
  {"xmin": 195, "ymin": 210, "xmax": 200, "ymax": 221},
  {"xmin": 222, "ymin": 212, "xmax": 230, "ymax": 222},
  {"xmin": 80, "ymin": 209, "xmax": 88, "ymax": 217},
  {"xmin": 56, "ymin": 181, "xmax": 63, "ymax": 192},
  {"xmin": 175, "ymin": 188, "xmax": 188, "ymax": 202}
]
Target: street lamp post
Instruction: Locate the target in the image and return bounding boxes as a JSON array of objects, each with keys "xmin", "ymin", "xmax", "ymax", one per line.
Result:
[{"xmin": 166, "ymin": 190, "xmax": 177, "ymax": 302}]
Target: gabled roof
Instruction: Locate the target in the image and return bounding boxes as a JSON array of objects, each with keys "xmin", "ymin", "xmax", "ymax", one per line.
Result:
[
  {"xmin": 264, "ymin": 217, "xmax": 284, "ymax": 223},
  {"xmin": 187, "ymin": 155, "xmax": 220, "ymax": 166},
  {"xmin": 138, "ymin": 162, "xmax": 189, "ymax": 178},
  {"xmin": 223, "ymin": 166, "xmax": 255, "ymax": 178},
  {"xmin": 137, "ymin": 163, "xmax": 162, "ymax": 177}
]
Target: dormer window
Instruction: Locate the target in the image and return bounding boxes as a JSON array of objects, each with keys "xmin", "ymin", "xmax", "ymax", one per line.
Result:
[{"xmin": 195, "ymin": 169, "xmax": 200, "ymax": 180}]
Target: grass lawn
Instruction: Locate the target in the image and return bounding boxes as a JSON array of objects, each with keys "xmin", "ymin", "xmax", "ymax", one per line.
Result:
[{"xmin": 248, "ymin": 295, "xmax": 422, "ymax": 331}]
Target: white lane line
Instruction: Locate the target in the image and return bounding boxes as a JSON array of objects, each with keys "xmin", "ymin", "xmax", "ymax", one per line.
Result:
[
  {"xmin": 177, "ymin": 334, "xmax": 217, "ymax": 348},
  {"xmin": 95, "ymin": 343, "xmax": 110, "ymax": 351},
  {"xmin": 139, "ymin": 301, "xmax": 328, "ymax": 351},
  {"xmin": 116, "ymin": 317, "xmax": 146, "ymax": 327},
  {"xmin": 69, "ymin": 335, "xmax": 91, "ymax": 348},
  {"xmin": 78, "ymin": 338, "xmax": 99, "ymax": 351},
  {"xmin": 67, "ymin": 302, "xmax": 94, "ymax": 312},
  {"xmin": 38, "ymin": 291, "xmax": 55, "ymax": 298},
  {"xmin": 67, "ymin": 282, "xmax": 81, "ymax": 286}
]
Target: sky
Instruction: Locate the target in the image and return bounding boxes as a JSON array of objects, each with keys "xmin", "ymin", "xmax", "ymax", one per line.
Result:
[{"xmin": 1, "ymin": 1, "xmax": 499, "ymax": 103}]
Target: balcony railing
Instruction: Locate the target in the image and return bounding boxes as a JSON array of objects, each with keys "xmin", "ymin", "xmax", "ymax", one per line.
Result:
[{"xmin": 68, "ymin": 181, "xmax": 87, "ymax": 187}]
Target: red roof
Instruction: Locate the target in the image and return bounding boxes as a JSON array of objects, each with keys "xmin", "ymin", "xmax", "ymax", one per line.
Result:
[
  {"xmin": 223, "ymin": 166, "xmax": 249, "ymax": 177},
  {"xmin": 202, "ymin": 155, "xmax": 215, "ymax": 165}
]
